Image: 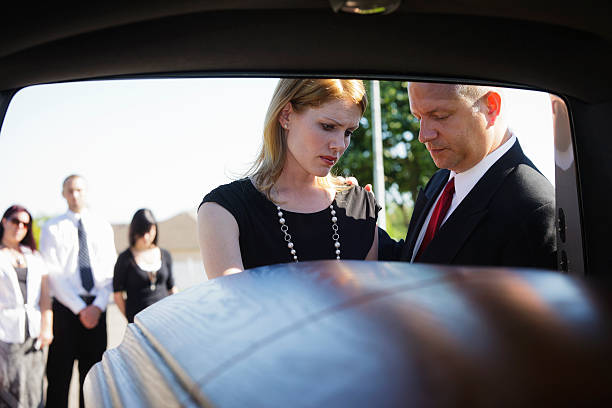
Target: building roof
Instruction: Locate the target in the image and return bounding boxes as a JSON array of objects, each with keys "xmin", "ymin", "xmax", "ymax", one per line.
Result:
[{"xmin": 112, "ymin": 211, "xmax": 199, "ymax": 253}]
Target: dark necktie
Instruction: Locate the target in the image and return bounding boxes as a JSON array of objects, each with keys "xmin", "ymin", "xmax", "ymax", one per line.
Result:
[
  {"xmin": 415, "ymin": 177, "xmax": 455, "ymax": 261},
  {"xmin": 78, "ymin": 219, "xmax": 94, "ymax": 292}
]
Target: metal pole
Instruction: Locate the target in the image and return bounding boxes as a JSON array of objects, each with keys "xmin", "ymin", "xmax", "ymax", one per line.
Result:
[{"xmin": 371, "ymin": 80, "xmax": 386, "ymax": 229}]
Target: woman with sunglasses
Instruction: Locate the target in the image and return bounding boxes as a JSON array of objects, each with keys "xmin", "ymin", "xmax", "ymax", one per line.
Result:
[{"xmin": 0, "ymin": 205, "xmax": 53, "ymax": 407}]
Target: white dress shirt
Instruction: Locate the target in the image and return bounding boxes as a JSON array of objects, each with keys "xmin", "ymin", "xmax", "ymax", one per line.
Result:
[
  {"xmin": 0, "ymin": 247, "xmax": 47, "ymax": 343},
  {"xmin": 39, "ymin": 210, "xmax": 116, "ymax": 314},
  {"xmin": 412, "ymin": 134, "xmax": 518, "ymax": 261}
]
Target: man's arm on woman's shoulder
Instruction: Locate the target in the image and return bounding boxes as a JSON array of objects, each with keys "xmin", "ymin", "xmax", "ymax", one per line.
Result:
[{"xmin": 377, "ymin": 227, "xmax": 405, "ymax": 261}]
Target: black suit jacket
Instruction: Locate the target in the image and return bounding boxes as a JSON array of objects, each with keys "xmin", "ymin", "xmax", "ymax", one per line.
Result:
[{"xmin": 379, "ymin": 140, "xmax": 557, "ymax": 269}]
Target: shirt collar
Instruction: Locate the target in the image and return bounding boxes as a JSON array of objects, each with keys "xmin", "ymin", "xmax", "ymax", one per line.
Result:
[
  {"xmin": 66, "ymin": 209, "xmax": 89, "ymax": 224},
  {"xmin": 450, "ymin": 133, "xmax": 517, "ymax": 203}
]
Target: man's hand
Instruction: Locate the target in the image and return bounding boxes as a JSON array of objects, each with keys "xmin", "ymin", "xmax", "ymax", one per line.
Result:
[{"xmin": 79, "ymin": 305, "xmax": 102, "ymax": 329}]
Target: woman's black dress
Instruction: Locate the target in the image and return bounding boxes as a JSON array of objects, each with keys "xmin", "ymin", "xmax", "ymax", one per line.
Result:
[
  {"xmin": 200, "ymin": 178, "xmax": 380, "ymax": 270},
  {"xmin": 113, "ymin": 248, "xmax": 174, "ymax": 323}
]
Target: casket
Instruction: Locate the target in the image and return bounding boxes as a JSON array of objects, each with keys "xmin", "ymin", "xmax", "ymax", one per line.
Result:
[{"xmin": 84, "ymin": 261, "xmax": 612, "ymax": 407}]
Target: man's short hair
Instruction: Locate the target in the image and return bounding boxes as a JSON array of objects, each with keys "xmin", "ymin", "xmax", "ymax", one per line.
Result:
[
  {"xmin": 455, "ymin": 84, "xmax": 494, "ymax": 103},
  {"xmin": 458, "ymin": 84, "xmax": 507, "ymax": 107},
  {"xmin": 62, "ymin": 174, "xmax": 85, "ymax": 188},
  {"xmin": 407, "ymin": 82, "xmax": 501, "ymax": 104}
]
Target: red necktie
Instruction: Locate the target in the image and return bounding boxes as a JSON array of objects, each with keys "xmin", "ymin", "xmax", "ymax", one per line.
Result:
[{"xmin": 415, "ymin": 177, "xmax": 455, "ymax": 261}]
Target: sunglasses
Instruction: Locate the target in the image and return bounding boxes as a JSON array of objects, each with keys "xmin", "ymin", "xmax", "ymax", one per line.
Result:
[{"xmin": 8, "ymin": 218, "xmax": 29, "ymax": 228}]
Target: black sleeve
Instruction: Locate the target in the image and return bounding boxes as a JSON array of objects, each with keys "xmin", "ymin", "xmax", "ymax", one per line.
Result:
[
  {"xmin": 199, "ymin": 180, "xmax": 250, "ymax": 227},
  {"xmin": 113, "ymin": 250, "xmax": 130, "ymax": 292},
  {"xmin": 501, "ymin": 202, "xmax": 557, "ymax": 270},
  {"xmin": 499, "ymin": 165, "xmax": 557, "ymax": 270},
  {"xmin": 377, "ymin": 227, "xmax": 405, "ymax": 261},
  {"xmin": 163, "ymin": 249, "xmax": 175, "ymax": 289}
]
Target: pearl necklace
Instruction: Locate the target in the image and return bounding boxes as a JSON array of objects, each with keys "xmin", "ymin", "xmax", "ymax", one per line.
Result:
[{"xmin": 277, "ymin": 204, "xmax": 341, "ymax": 262}]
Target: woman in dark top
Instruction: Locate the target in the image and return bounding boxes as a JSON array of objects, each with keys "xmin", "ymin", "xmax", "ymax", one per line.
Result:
[
  {"xmin": 113, "ymin": 209, "xmax": 177, "ymax": 323},
  {"xmin": 198, "ymin": 79, "xmax": 379, "ymax": 279}
]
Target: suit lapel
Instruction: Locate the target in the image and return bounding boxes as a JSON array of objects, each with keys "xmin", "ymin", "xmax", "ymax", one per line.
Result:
[
  {"xmin": 400, "ymin": 170, "xmax": 449, "ymax": 260},
  {"xmin": 419, "ymin": 140, "xmax": 526, "ymax": 264}
]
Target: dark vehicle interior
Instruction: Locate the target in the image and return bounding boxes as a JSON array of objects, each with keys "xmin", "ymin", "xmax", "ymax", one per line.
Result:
[
  {"xmin": 1, "ymin": 1, "xmax": 611, "ymax": 406},
  {"xmin": 2, "ymin": 0, "xmax": 610, "ymax": 275}
]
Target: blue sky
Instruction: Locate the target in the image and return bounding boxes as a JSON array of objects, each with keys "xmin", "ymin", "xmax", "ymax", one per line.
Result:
[{"xmin": 0, "ymin": 79, "xmax": 553, "ymax": 224}]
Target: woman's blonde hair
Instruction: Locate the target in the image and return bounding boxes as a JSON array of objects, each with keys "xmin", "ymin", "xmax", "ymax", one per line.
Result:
[{"xmin": 249, "ymin": 78, "xmax": 367, "ymax": 200}]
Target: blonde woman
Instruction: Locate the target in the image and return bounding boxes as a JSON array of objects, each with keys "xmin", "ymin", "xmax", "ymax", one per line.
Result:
[{"xmin": 198, "ymin": 79, "xmax": 379, "ymax": 279}]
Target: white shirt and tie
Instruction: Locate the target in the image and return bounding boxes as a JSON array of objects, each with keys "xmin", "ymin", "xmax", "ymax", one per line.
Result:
[
  {"xmin": 39, "ymin": 209, "xmax": 116, "ymax": 314},
  {"xmin": 411, "ymin": 134, "xmax": 518, "ymax": 261}
]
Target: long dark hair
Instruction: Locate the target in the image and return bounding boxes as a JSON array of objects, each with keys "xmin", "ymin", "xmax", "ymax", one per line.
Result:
[
  {"xmin": 1, "ymin": 205, "xmax": 37, "ymax": 252},
  {"xmin": 128, "ymin": 208, "xmax": 158, "ymax": 247}
]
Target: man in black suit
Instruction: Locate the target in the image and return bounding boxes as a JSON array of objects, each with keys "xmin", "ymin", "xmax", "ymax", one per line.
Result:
[{"xmin": 379, "ymin": 82, "xmax": 556, "ymax": 269}]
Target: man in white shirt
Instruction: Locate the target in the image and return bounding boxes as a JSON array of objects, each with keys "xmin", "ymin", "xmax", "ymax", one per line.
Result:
[
  {"xmin": 379, "ymin": 83, "xmax": 556, "ymax": 269},
  {"xmin": 40, "ymin": 174, "xmax": 116, "ymax": 408}
]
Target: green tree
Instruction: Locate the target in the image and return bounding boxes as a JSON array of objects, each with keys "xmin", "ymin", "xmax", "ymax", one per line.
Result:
[{"xmin": 336, "ymin": 80, "xmax": 437, "ymax": 237}]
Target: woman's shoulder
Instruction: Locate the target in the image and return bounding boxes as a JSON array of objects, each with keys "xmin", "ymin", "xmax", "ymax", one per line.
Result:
[
  {"xmin": 19, "ymin": 247, "xmax": 48, "ymax": 273},
  {"xmin": 199, "ymin": 178, "xmax": 267, "ymax": 226},
  {"xmin": 21, "ymin": 247, "xmax": 44, "ymax": 264},
  {"xmin": 20, "ymin": 246, "xmax": 35, "ymax": 256},
  {"xmin": 159, "ymin": 247, "xmax": 172, "ymax": 259},
  {"xmin": 115, "ymin": 249, "xmax": 133, "ymax": 264},
  {"xmin": 210, "ymin": 178, "xmax": 253, "ymax": 194},
  {"xmin": 200, "ymin": 178, "xmax": 256, "ymax": 208},
  {"xmin": 0, "ymin": 249, "xmax": 13, "ymax": 268}
]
